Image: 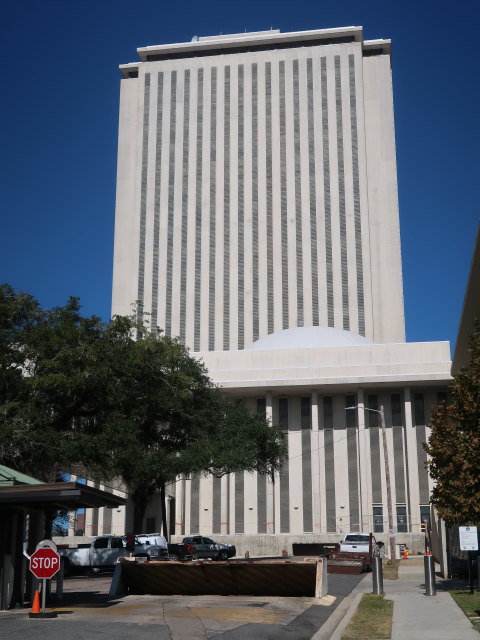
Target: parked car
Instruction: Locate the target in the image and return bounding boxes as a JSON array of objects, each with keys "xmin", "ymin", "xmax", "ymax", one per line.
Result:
[
  {"xmin": 339, "ymin": 533, "xmax": 380, "ymax": 555},
  {"xmin": 58, "ymin": 534, "xmax": 168, "ymax": 573},
  {"xmin": 168, "ymin": 536, "xmax": 236, "ymax": 561}
]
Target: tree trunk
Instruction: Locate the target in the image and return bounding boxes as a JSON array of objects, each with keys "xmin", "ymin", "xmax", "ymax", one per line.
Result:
[
  {"xmin": 160, "ymin": 481, "xmax": 169, "ymax": 542},
  {"xmin": 131, "ymin": 488, "xmax": 150, "ymax": 534}
]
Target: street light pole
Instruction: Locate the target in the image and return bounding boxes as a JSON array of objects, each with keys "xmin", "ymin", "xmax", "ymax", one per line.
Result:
[
  {"xmin": 346, "ymin": 404, "xmax": 396, "ymax": 562},
  {"xmin": 378, "ymin": 405, "xmax": 396, "ymax": 563}
]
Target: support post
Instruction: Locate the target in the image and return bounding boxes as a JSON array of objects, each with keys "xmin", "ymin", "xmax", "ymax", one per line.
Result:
[
  {"xmin": 379, "ymin": 405, "xmax": 395, "ymax": 561},
  {"xmin": 315, "ymin": 558, "xmax": 328, "ymax": 598},
  {"xmin": 424, "ymin": 555, "xmax": 436, "ymax": 596},
  {"xmin": 372, "ymin": 557, "xmax": 384, "ymax": 595}
]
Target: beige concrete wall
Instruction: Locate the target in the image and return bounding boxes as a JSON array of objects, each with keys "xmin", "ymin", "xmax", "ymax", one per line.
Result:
[
  {"xmin": 112, "ymin": 31, "xmax": 406, "ymax": 348},
  {"xmin": 196, "ymin": 340, "xmax": 451, "ymax": 391},
  {"xmin": 169, "ymin": 533, "xmax": 428, "ymax": 557},
  {"xmin": 362, "ymin": 54, "xmax": 405, "ymax": 343},
  {"xmin": 112, "ymin": 78, "xmax": 140, "ymax": 319}
]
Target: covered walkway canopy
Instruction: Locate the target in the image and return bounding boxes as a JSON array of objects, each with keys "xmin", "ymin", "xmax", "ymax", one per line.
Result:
[
  {"xmin": 0, "ymin": 465, "xmax": 126, "ymax": 610},
  {"xmin": 0, "ymin": 480, "xmax": 126, "ymax": 511}
]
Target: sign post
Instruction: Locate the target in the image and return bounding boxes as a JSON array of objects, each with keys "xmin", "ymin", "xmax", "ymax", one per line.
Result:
[
  {"xmin": 28, "ymin": 542, "xmax": 60, "ymax": 618},
  {"xmin": 459, "ymin": 526, "xmax": 478, "ymax": 595}
]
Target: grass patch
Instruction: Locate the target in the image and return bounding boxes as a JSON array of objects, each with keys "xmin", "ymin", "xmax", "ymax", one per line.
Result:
[
  {"xmin": 450, "ymin": 590, "xmax": 480, "ymax": 632},
  {"xmin": 383, "ymin": 560, "xmax": 400, "ymax": 580},
  {"xmin": 341, "ymin": 593, "xmax": 393, "ymax": 639}
]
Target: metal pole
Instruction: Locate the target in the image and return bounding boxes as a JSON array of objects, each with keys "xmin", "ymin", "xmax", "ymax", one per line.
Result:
[
  {"xmin": 424, "ymin": 555, "xmax": 436, "ymax": 596},
  {"xmin": 346, "ymin": 404, "xmax": 395, "ymax": 551},
  {"xmin": 56, "ymin": 558, "xmax": 64, "ymax": 601},
  {"xmin": 379, "ymin": 405, "xmax": 395, "ymax": 562},
  {"xmin": 468, "ymin": 550, "xmax": 475, "ymax": 595},
  {"xmin": 372, "ymin": 557, "xmax": 384, "ymax": 594},
  {"xmin": 41, "ymin": 579, "xmax": 46, "ymax": 613}
]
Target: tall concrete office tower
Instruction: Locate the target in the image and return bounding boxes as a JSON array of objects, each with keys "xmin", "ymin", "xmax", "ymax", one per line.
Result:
[
  {"xmin": 105, "ymin": 28, "xmax": 452, "ymax": 545},
  {"xmin": 112, "ymin": 27, "xmax": 405, "ymax": 351}
]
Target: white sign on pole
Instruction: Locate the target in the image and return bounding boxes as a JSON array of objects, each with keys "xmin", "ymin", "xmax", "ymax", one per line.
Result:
[{"xmin": 459, "ymin": 526, "xmax": 478, "ymax": 551}]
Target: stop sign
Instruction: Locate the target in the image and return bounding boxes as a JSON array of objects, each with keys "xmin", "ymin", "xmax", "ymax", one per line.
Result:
[{"xmin": 29, "ymin": 547, "xmax": 61, "ymax": 579}]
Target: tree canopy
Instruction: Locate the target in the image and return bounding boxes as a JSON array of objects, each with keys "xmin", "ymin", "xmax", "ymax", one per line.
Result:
[
  {"xmin": 0, "ymin": 284, "xmax": 287, "ymax": 535},
  {"xmin": 425, "ymin": 323, "xmax": 480, "ymax": 525}
]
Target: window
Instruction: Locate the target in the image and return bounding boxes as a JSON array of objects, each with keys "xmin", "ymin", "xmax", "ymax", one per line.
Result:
[
  {"xmin": 256, "ymin": 397, "xmax": 266, "ymax": 414},
  {"xmin": 323, "ymin": 396, "xmax": 333, "ymax": 418},
  {"xmin": 420, "ymin": 506, "xmax": 431, "ymax": 529},
  {"xmin": 301, "ymin": 397, "xmax": 311, "ymax": 429},
  {"xmin": 437, "ymin": 391, "xmax": 447, "ymax": 405},
  {"xmin": 93, "ymin": 537, "xmax": 108, "ymax": 549},
  {"xmin": 413, "ymin": 393, "xmax": 425, "ymax": 425},
  {"xmin": 278, "ymin": 397, "xmax": 288, "ymax": 428},
  {"xmin": 344, "ymin": 534, "xmax": 370, "ymax": 543},
  {"xmin": 345, "ymin": 395, "xmax": 356, "ymax": 428},
  {"xmin": 368, "ymin": 395, "xmax": 379, "ymax": 428},
  {"xmin": 391, "ymin": 393, "xmax": 402, "ymax": 426},
  {"xmin": 110, "ymin": 537, "xmax": 124, "ymax": 549},
  {"xmin": 373, "ymin": 506, "xmax": 383, "ymax": 532},
  {"xmin": 396, "ymin": 506, "xmax": 408, "ymax": 533}
]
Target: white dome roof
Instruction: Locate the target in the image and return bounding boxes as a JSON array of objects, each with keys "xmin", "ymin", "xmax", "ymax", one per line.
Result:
[{"xmin": 244, "ymin": 326, "xmax": 373, "ymax": 351}]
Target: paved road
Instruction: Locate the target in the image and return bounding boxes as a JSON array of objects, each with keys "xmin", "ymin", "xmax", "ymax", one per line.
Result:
[{"xmin": 0, "ymin": 570, "xmax": 365, "ymax": 639}]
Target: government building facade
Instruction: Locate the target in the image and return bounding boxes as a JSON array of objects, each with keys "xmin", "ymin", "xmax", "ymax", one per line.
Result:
[{"xmin": 96, "ymin": 27, "xmax": 451, "ymax": 553}]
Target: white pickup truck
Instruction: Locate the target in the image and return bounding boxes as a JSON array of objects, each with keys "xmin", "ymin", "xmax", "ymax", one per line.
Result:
[
  {"xmin": 339, "ymin": 533, "xmax": 380, "ymax": 555},
  {"xmin": 58, "ymin": 534, "xmax": 168, "ymax": 572}
]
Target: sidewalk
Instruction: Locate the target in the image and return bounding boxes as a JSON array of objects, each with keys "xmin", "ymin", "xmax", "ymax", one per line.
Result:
[
  {"xmin": 315, "ymin": 557, "xmax": 479, "ymax": 640},
  {"xmin": 389, "ymin": 557, "xmax": 478, "ymax": 640}
]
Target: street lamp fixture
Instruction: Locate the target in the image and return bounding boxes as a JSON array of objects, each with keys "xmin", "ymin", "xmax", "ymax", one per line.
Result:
[{"xmin": 346, "ymin": 404, "xmax": 396, "ymax": 563}]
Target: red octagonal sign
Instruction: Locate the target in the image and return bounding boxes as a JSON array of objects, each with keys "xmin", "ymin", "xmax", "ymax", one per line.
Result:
[{"xmin": 30, "ymin": 547, "xmax": 61, "ymax": 579}]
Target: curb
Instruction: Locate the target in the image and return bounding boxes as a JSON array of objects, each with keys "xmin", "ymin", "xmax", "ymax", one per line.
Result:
[{"xmin": 311, "ymin": 573, "xmax": 371, "ymax": 640}]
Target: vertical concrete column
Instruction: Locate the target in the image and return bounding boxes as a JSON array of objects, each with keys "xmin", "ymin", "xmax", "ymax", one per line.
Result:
[
  {"xmin": 265, "ymin": 391, "xmax": 276, "ymax": 533},
  {"xmin": 84, "ymin": 509, "xmax": 95, "ymax": 537},
  {"xmin": 111, "ymin": 505, "xmax": 126, "ymax": 536},
  {"xmin": 317, "ymin": 394, "xmax": 327, "ymax": 532},
  {"xmin": 184, "ymin": 475, "xmax": 192, "ymax": 535},
  {"xmin": 97, "ymin": 508, "xmax": 105, "ymax": 536},
  {"xmin": 175, "ymin": 475, "xmax": 184, "ymax": 537},
  {"xmin": 68, "ymin": 474, "xmax": 77, "ymax": 536},
  {"xmin": 376, "ymin": 397, "xmax": 388, "ymax": 535},
  {"xmin": 67, "ymin": 516, "xmax": 75, "ymax": 536},
  {"xmin": 356, "ymin": 390, "xmax": 372, "ymax": 531},
  {"xmin": 228, "ymin": 473, "xmax": 235, "ymax": 536},
  {"xmin": 244, "ymin": 471, "xmax": 257, "ymax": 534},
  {"xmin": 333, "ymin": 396, "xmax": 348, "ymax": 535},
  {"xmin": 384, "ymin": 395, "xmax": 397, "ymax": 529},
  {"xmin": 221, "ymin": 474, "xmax": 229, "ymax": 535},
  {"xmin": 199, "ymin": 476, "xmax": 212, "ymax": 534},
  {"xmin": 311, "ymin": 391, "xmax": 321, "ymax": 534},
  {"xmin": 403, "ymin": 388, "xmax": 420, "ymax": 532}
]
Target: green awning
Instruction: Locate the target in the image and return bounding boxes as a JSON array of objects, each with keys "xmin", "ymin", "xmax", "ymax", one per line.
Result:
[{"xmin": 0, "ymin": 464, "xmax": 42, "ymax": 486}]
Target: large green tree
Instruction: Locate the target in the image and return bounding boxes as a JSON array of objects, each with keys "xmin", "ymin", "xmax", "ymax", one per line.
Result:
[
  {"xmin": 0, "ymin": 284, "xmax": 110, "ymax": 478},
  {"xmin": 0, "ymin": 285, "xmax": 287, "ymax": 536},
  {"xmin": 425, "ymin": 324, "xmax": 480, "ymax": 525},
  {"xmin": 81, "ymin": 316, "xmax": 287, "ymax": 536}
]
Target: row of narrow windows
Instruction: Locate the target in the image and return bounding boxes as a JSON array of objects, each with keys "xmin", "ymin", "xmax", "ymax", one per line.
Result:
[
  {"xmin": 137, "ymin": 53, "xmax": 366, "ymax": 351},
  {"xmin": 244, "ymin": 391, "xmax": 448, "ymax": 429}
]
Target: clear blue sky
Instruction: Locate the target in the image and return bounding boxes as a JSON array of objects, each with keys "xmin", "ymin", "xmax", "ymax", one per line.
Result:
[{"xmin": 1, "ymin": 0, "xmax": 478, "ymax": 352}]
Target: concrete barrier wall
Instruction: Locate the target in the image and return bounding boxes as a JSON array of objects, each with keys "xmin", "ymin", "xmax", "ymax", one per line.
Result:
[
  {"xmin": 170, "ymin": 533, "xmax": 427, "ymax": 557},
  {"xmin": 113, "ymin": 558, "xmax": 327, "ymax": 598}
]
